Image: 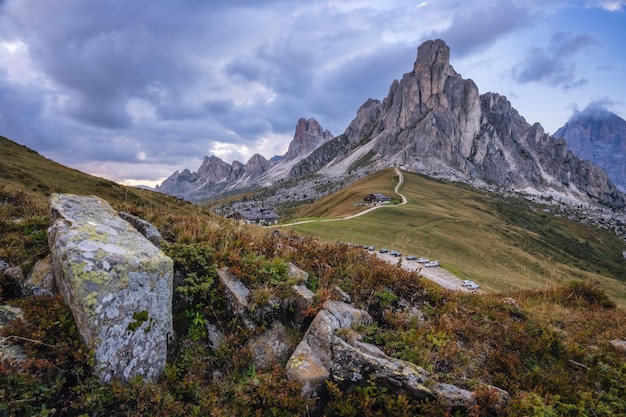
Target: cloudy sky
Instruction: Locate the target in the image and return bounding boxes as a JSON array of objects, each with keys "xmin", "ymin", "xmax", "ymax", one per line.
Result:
[{"xmin": 1, "ymin": 0, "xmax": 625, "ymax": 187}]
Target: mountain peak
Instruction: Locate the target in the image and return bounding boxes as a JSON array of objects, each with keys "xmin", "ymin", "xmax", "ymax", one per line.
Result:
[
  {"xmin": 572, "ymin": 103, "xmax": 622, "ymax": 123},
  {"xmin": 283, "ymin": 117, "xmax": 333, "ymax": 162},
  {"xmin": 414, "ymin": 39, "xmax": 450, "ymax": 71}
]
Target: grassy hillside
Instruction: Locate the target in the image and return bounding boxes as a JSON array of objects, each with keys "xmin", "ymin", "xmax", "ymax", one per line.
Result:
[
  {"xmin": 0, "ymin": 135, "xmax": 222, "ymax": 271},
  {"xmin": 286, "ymin": 168, "xmax": 626, "ymax": 306},
  {"xmin": 1, "ymin": 137, "xmax": 626, "ymax": 415}
]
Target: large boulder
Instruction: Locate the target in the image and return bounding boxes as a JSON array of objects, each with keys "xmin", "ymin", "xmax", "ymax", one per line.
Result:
[{"xmin": 47, "ymin": 193, "xmax": 173, "ymax": 383}]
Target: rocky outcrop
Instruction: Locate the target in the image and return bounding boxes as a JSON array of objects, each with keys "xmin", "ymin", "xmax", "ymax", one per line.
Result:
[
  {"xmin": 316, "ymin": 39, "xmax": 624, "ymax": 208},
  {"xmin": 118, "ymin": 211, "xmax": 164, "ymax": 247},
  {"xmin": 47, "ymin": 193, "xmax": 173, "ymax": 383},
  {"xmin": 285, "ymin": 299, "xmax": 509, "ymax": 414},
  {"xmin": 283, "ymin": 118, "xmax": 333, "ymax": 162},
  {"xmin": 286, "ymin": 301, "xmax": 373, "ymax": 398},
  {"xmin": 156, "ymin": 118, "xmax": 333, "ymax": 202},
  {"xmin": 555, "ymin": 105, "xmax": 626, "ymax": 192},
  {"xmin": 158, "ymin": 38, "xmax": 624, "ymax": 212}
]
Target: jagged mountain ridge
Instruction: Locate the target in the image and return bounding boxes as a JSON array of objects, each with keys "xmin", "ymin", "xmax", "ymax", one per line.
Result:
[
  {"xmin": 555, "ymin": 105, "xmax": 626, "ymax": 193},
  {"xmin": 158, "ymin": 39, "xmax": 625, "ymax": 209},
  {"xmin": 156, "ymin": 117, "xmax": 332, "ymax": 201}
]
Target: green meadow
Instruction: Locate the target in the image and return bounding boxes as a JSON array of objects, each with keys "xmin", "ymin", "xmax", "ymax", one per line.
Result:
[{"xmin": 286, "ymin": 168, "xmax": 626, "ymax": 306}]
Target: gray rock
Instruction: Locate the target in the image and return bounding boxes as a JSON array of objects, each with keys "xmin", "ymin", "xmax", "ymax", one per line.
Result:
[
  {"xmin": 610, "ymin": 339, "xmax": 626, "ymax": 352},
  {"xmin": 331, "ymin": 336, "xmax": 433, "ymax": 401},
  {"xmin": 2, "ymin": 266, "xmax": 25, "ymax": 296},
  {"xmin": 216, "ymin": 267, "xmax": 250, "ymax": 314},
  {"xmin": 25, "ymin": 255, "xmax": 57, "ymax": 297},
  {"xmin": 292, "ymin": 284, "xmax": 315, "ymax": 324},
  {"xmin": 283, "ymin": 118, "xmax": 333, "ymax": 162},
  {"xmin": 286, "ymin": 301, "xmax": 372, "ymax": 397},
  {"xmin": 287, "ymin": 262, "xmax": 308, "ymax": 284},
  {"xmin": 431, "ymin": 383, "xmax": 475, "ymax": 410},
  {"xmin": 247, "ymin": 322, "xmax": 294, "ymax": 369},
  {"xmin": 0, "ymin": 304, "xmax": 27, "ymax": 362},
  {"xmin": 47, "ymin": 193, "xmax": 173, "ymax": 383},
  {"xmin": 118, "ymin": 211, "xmax": 164, "ymax": 247},
  {"xmin": 205, "ymin": 322, "xmax": 226, "ymax": 350}
]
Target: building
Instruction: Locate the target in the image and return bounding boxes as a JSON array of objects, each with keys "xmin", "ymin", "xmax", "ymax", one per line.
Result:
[
  {"xmin": 227, "ymin": 208, "xmax": 280, "ymax": 225},
  {"xmin": 363, "ymin": 193, "xmax": 391, "ymax": 205}
]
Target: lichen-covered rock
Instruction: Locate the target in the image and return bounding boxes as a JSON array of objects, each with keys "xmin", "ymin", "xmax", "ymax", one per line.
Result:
[
  {"xmin": 287, "ymin": 262, "xmax": 308, "ymax": 284},
  {"xmin": 331, "ymin": 336, "xmax": 433, "ymax": 401},
  {"xmin": 47, "ymin": 193, "xmax": 173, "ymax": 383}
]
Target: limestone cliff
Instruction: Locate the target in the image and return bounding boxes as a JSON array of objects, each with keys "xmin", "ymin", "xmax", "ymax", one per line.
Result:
[
  {"xmin": 158, "ymin": 39, "xmax": 624, "ymax": 210},
  {"xmin": 305, "ymin": 39, "xmax": 624, "ymax": 208}
]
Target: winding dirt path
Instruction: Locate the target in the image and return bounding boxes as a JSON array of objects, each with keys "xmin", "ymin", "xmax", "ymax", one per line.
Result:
[
  {"xmin": 278, "ymin": 167, "xmax": 407, "ymax": 227},
  {"xmin": 275, "ymin": 168, "xmax": 477, "ymax": 293}
]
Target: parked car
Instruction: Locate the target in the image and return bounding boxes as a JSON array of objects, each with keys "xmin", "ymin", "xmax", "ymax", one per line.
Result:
[
  {"xmin": 391, "ymin": 251, "xmax": 402, "ymax": 257},
  {"xmin": 425, "ymin": 260, "xmax": 439, "ymax": 267},
  {"xmin": 379, "ymin": 248, "xmax": 388, "ymax": 253},
  {"xmin": 406, "ymin": 255, "xmax": 417, "ymax": 260},
  {"xmin": 368, "ymin": 245, "xmax": 375, "ymax": 251},
  {"xmin": 417, "ymin": 257, "xmax": 429, "ymax": 263},
  {"xmin": 462, "ymin": 280, "xmax": 480, "ymax": 290}
]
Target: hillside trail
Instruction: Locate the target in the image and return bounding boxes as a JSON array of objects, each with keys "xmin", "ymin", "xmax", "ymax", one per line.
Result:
[
  {"xmin": 277, "ymin": 167, "xmax": 407, "ymax": 227},
  {"xmin": 273, "ymin": 169, "xmax": 476, "ymax": 293}
]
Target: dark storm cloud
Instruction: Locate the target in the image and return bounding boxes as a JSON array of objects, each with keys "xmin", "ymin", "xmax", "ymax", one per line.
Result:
[
  {"xmin": 435, "ymin": 0, "xmax": 535, "ymax": 57},
  {"xmin": 512, "ymin": 32, "xmax": 599, "ymax": 89},
  {"xmin": 1, "ymin": 0, "xmax": 623, "ymax": 184}
]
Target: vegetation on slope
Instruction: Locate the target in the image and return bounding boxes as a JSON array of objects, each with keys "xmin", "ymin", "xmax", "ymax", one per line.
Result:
[
  {"xmin": 287, "ymin": 169, "xmax": 626, "ymax": 306},
  {"xmin": 1, "ymin": 137, "xmax": 626, "ymax": 415}
]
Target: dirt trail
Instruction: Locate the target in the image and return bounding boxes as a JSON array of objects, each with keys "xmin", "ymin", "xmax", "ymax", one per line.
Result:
[
  {"xmin": 277, "ymin": 168, "xmax": 478, "ymax": 293},
  {"xmin": 278, "ymin": 167, "xmax": 406, "ymax": 227}
]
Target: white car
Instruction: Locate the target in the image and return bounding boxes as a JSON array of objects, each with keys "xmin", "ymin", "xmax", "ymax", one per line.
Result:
[
  {"xmin": 462, "ymin": 280, "xmax": 480, "ymax": 290},
  {"xmin": 425, "ymin": 260, "xmax": 439, "ymax": 267},
  {"xmin": 417, "ymin": 257, "xmax": 429, "ymax": 263}
]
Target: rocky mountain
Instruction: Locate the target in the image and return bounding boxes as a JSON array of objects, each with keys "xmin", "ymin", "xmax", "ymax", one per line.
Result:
[
  {"xmin": 156, "ymin": 117, "xmax": 332, "ymax": 201},
  {"xmin": 158, "ymin": 39, "xmax": 625, "ymax": 210},
  {"xmin": 555, "ymin": 105, "xmax": 626, "ymax": 193},
  {"xmin": 283, "ymin": 118, "xmax": 333, "ymax": 162}
]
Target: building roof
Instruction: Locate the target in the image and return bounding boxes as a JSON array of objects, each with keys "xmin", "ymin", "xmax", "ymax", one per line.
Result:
[{"xmin": 365, "ymin": 193, "xmax": 391, "ymax": 201}]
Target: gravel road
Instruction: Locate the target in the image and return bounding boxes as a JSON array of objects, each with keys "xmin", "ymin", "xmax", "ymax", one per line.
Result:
[{"xmin": 374, "ymin": 251, "xmax": 479, "ymax": 293}]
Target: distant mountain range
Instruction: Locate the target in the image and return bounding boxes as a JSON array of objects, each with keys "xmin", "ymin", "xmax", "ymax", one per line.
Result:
[
  {"xmin": 555, "ymin": 105, "xmax": 626, "ymax": 193},
  {"xmin": 156, "ymin": 39, "xmax": 625, "ymax": 210}
]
